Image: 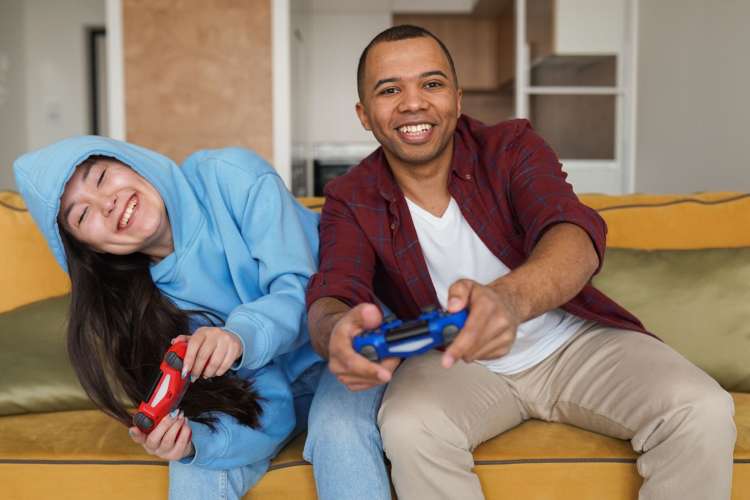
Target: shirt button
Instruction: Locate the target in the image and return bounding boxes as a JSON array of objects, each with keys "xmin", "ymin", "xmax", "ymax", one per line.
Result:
[
  {"xmin": 390, "ymin": 222, "xmax": 397, "ymax": 230},
  {"xmin": 465, "ymin": 174, "xmax": 472, "ymax": 180}
]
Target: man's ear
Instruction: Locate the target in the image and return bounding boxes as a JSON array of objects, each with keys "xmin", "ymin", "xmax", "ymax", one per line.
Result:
[
  {"xmin": 456, "ymin": 87, "xmax": 463, "ymax": 118},
  {"xmin": 355, "ymin": 102, "xmax": 372, "ymax": 131}
]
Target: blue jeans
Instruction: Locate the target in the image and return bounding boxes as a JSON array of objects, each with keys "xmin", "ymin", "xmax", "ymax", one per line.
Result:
[
  {"xmin": 304, "ymin": 368, "xmax": 391, "ymax": 500},
  {"xmin": 168, "ymin": 362, "xmax": 325, "ymax": 500}
]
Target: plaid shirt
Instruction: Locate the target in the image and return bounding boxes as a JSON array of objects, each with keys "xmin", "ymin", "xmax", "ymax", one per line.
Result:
[{"xmin": 306, "ymin": 115, "xmax": 647, "ymax": 335}]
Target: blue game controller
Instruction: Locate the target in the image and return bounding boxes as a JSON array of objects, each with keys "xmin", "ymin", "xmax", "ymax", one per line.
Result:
[{"xmin": 352, "ymin": 307, "xmax": 468, "ymax": 362}]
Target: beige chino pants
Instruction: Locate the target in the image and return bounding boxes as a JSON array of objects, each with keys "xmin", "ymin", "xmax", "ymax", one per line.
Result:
[{"xmin": 378, "ymin": 322, "xmax": 737, "ymax": 500}]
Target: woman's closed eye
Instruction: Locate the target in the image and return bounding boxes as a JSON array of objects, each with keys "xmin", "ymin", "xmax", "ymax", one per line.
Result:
[
  {"xmin": 77, "ymin": 206, "xmax": 88, "ymax": 226},
  {"xmin": 97, "ymin": 168, "xmax": 107, "ymax": 188}
]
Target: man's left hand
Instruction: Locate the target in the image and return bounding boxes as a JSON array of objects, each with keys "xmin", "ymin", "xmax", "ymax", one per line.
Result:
[{"xmin": 442, "ymin": 279, "xmax": 522, "ymax": 368}]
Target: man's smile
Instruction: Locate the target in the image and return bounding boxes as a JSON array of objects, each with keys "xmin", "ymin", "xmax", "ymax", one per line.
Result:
[{"xmin": 396, "ymin": 122, "xmax": 435, "ymax": 145}]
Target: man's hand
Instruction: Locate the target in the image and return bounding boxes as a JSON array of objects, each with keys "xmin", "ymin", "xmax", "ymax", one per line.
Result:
[
  {"xmin": 442, "ymin": 279, "xmax": 522, "ymax": 368},
  {"xmin": 129, "ymin": 411, "xmax": 193, "ymax": 461},
  {"xmin": 328, "ymin": 303, "xmax": 401, "ymax": 391},
  {"xmin": 173, "ymin": 327, "xmax": 243, "ymax": 381}
]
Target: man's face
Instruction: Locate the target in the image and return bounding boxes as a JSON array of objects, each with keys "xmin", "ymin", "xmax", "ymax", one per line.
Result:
[
  {"xmin": 356, "ymin": 36, "xmax": 462, "ymax": 168},
  {"xmin": 59, "ymin": 158, "xmax": 172, "ymax": 257}
]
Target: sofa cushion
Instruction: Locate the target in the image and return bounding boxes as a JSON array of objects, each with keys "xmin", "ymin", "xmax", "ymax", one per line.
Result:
[
  {"xmin": 580, "ymin": 192, "xmax": 750, "ymax": 249},
  {"xmin": 0, "ymin": 191, "xmax": 70, "ymax": 313},
  {"xmin": 0, "ymin": 294, "xmax": 92, "ymax": 416},
  {"xmin": 592, "ymin": 247, "xmax": 750, "ymax": 392},
  {"xmin": 0, "ymin": 393, "xmax": 747, "ymax": 500}
]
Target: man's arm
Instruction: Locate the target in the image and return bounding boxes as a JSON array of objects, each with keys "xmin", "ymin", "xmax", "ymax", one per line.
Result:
[
  {"xmin": 308, "ymin": 297, "xmax": 350, "ymax": 359},
  {"xmin": 443, "ymin": 222, "xmax": 599, "ymax": 367}
]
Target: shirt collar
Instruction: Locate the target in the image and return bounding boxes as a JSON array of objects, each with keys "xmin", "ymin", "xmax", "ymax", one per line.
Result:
[{"xmin": 373, "ymin": 115, "xmax": 478, "ymax": 203}]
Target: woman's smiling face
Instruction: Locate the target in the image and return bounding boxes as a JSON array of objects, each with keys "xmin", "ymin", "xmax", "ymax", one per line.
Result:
[{"xmin": 59, "ymin": 157, "xmax": 173, "ymax": 259}]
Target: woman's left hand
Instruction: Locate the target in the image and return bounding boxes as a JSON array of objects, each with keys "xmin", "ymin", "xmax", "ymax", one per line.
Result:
[
  {"xmin": 128, "ymin": 411, "xmax": 194, "ymax": 461},
  {"xmin": 172, "ymin": 327, "xmax": 243, "ymax": 381}
]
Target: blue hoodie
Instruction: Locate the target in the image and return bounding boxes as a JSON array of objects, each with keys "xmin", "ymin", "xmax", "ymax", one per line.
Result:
[{"xmin": 14, "ymin": 136, "xmax": 322, "ymax": 470}]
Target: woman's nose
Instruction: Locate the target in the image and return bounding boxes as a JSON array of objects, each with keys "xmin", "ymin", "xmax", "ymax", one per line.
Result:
[{"xmin": 97, "ymin": 195, "xmax": 116, "ymax": 216}]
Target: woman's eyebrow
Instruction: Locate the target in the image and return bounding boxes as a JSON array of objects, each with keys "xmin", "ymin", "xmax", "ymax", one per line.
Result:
[
  {"xmin": 81, "ymin": 161, "xmax": 95, "ymax": 182},
  {"xmin": 62, "ymin": 202, "xmax": 75, "ymax": 224}
]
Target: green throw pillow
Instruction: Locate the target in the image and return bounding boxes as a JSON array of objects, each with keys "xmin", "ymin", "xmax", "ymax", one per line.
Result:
[
  {"xmin": 593, "ymin": 247, "xmax": 750, "ymax": 392},
  {"xmin": 0, "ymin": 295, "xmax": 94, "ymax": 415}
]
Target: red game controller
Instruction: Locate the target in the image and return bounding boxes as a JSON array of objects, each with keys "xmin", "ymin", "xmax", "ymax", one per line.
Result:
[{"xmin": 133, "ymin": 341, "xmax": 191, "ymax": 434}]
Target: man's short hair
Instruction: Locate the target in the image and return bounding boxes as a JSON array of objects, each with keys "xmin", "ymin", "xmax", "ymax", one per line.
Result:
[{"xmin": 356, "ymin": 24, "xmax": 459, "ymax": 102}]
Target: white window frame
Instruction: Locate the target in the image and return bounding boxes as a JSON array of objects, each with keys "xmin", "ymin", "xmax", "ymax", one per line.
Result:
[{"xmin": 514, "ymin": 0, "xmax": 638, "ymax": 194}]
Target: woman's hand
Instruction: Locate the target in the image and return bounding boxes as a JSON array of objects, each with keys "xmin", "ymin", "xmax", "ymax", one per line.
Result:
[
  {"xmin": 129, "ymin": 411, "xmax": 194, "ymax": 461},
  {"xmin": 172, "ymin": 327, "xmax": 243, "ymax": 381}
]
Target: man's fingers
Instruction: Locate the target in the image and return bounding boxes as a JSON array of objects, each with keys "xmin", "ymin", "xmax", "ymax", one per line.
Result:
[
  {"xmin": 442, "ymin": 326, "xmax": 477, "ymax": 368},
  {"xmin": 446, "ymin": 279, "xmax": 474, "ymax": 312},
  {"xmin": 470, "ymin": 334, "xmax": 511, "ymax": 362},
  {"xmin": 334, "ymin": 350, "xmax": 391, "ymax": 381},
  {"xmin": 379, "ymin": 357, "xmax": 402, "ymax": 374},
  {"xmin": 343, "ymin": 303, "xmax": 383, "ymax": 334}
]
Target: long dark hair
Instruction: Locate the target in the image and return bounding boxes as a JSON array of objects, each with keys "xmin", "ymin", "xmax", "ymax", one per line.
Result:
[{"xmin": 58, "ymin": 173, "xmax": 262, "ymax": 431}]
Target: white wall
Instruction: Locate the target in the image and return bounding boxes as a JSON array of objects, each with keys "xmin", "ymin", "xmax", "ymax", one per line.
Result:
[
  {"xmin": 636, "ymin": 0, "xmax": 750, "ymax": 193},
  {"xmin": 306, "ymin": 12, "xmax": 391, "ymax": 145},
  {"xmin": 0, "ymin": 0, "xmax": 27, "ymax": 189},
  {"xmin": 23, "ymin": 0, "xmax": 105, "ymax": 154},
  {"xmin": 0, "ymin": 0, "xmax": 105, "ymax": 190}
]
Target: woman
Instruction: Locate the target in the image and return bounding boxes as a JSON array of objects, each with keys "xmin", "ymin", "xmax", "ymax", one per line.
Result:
[{"xmin": 14, "ymin": 136, "xmax": 324, "ymax": 499}]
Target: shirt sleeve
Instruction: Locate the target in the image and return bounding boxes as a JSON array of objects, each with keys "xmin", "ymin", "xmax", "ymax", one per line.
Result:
[
  {"xmin": 507, "ymin": 122, "xmax": 608, "ymax": 274},
  {"xmin": 223, "ymin": 172, "xmax": 319, "ymax": 370},
  {"xmin": 305, "ymin": 188, "xmax": 379, "ymax": 310},
  {"xmin": 179, "ymin": 364, "xmax": 295, "ymax": 470}
]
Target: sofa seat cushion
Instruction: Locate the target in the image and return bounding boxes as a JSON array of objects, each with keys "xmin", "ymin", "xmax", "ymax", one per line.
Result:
[{"xmin": 1, "ymin": 393, "xmax": 747, "ymax": 500}]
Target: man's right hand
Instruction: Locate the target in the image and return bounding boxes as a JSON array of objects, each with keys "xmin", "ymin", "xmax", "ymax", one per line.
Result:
[{"xmin": 328, "ymin": 303, "xmax": 401, "ymax": 391}]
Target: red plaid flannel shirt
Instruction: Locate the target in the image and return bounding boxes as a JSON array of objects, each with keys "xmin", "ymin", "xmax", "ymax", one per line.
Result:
[{"xmin": 306, "ymin": 115, "xmax": 647, "ymax": 335}]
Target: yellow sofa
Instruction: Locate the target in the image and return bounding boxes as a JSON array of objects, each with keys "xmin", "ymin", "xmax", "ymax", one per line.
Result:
[{"xmin": 1, "ymin": 190, "xmax": 748, "ymax": 500}]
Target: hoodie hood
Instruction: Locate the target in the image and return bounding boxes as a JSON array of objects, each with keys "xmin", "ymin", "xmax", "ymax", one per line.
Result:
[{"xmin": 13, "ymin": 135, "xmax": 203, "ymax": 272}]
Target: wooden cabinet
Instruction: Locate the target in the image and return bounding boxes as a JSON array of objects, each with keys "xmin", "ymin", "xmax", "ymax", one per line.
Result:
[{"xmin": 393, "ymin": 13, "xmax": 514, "ymax": 91}]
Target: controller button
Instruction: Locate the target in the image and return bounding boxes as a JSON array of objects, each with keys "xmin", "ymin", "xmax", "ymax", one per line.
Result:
[
  {"xmin": 442, "ymin": 324, "xmax": 460, "ymax": 344},
  {"xmin": 360, "ymin": 345, "xmax": 379, "ymax": 362}
]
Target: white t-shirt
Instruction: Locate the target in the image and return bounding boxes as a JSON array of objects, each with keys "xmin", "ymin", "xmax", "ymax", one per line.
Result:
[{"xmin": 405, "ymin": 196, "xmax": 586, "ymax": 374}]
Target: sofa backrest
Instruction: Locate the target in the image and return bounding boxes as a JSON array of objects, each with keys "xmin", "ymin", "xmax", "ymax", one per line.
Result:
[{"xmin": 3, "ymin": 191, "xmax": 749, "ymax": 313}]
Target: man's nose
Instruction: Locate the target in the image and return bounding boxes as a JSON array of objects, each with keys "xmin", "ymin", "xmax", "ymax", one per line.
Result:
[{"xmin": 398, "ymin": 86, "xmax": 428, "ymax": 113}]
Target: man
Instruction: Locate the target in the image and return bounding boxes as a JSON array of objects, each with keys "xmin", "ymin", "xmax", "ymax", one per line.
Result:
[{"xmin": 305, "ymin": 25, "xmax": 736, "ymax": 499}]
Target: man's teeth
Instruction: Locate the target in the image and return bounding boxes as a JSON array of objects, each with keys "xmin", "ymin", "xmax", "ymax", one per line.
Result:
[
  {"xmin": 399, "ymin": 123, "xmax": 432, "ymax": 135},
  {"xmin": 119, "ymin": 199, "xmax": 137, "ymax": 228}
]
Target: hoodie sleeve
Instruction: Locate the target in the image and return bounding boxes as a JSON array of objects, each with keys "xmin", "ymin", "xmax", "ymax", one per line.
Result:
[
  {"xmin": 222, "ymin": 171, "xmax": 319, "ymax": 371},
  {"xmin": 179, "ymin": 364, "xmax": 295, "ymax": 470}
]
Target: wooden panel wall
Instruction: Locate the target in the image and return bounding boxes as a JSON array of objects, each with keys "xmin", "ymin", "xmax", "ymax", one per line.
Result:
[{"xmin": 123, "ymin": 0, "xmax": 272, "ymax": 164}]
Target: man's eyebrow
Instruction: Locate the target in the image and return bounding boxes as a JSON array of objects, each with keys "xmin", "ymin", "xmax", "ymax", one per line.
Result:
[
  {"xmin": 373, "ymin": 77, "xmax": 399, "ymax": 92},
  {"xmin": 421, "ymin": 70, "xmax": 449, "ymax": 80},
  {"xmin": 372, "ymin": 70, "xmax": 450, "ymax": 92}
]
